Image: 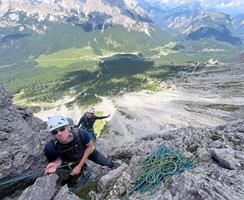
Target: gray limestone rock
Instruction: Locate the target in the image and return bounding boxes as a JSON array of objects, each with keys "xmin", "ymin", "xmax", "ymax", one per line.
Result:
[
  {"xmin": 197, "ymin": 148, "xmax": 212, "ymax": 162},
  {"xmin": 210, "ymin": 148, "xmax": 243, "ymax": 170},
  {"xmin": 145, "ymin": 168, "xmax": 244, "ymax": 200},
  {"xmin": 93, "ymin": 120, "xmax": 244, "ymax": 200},
  {"xmin": 209, "ymin": 140, "xmax": 225, "ymax": 148},
  {"xmin": 54, "ymin": 185, "xmax": 81, "ymax": 200},
  {"xmin": 18, "ymin": 174, "xmax": 59, "ymax": 200},
  {"xmin": 88, "ymin": 191, "xmax": 104, "ymax": 200},
  {"xmin": 98, "ymin": 163, "xmax": 128, "ymax": 193},
  {"xmin": 109, "ymin": 171, "xmax": 133, "ymax": 197},
  {"xmin": 17, "ymin": 174, "xmax": 81, "ymax": 200},
  {"xmin": 0, "ymin": 84, "xmax": 12, "ymax": 107},
  {"xmin": 0, "ymin": 84, "xmax": 49, "ymax": 199}
]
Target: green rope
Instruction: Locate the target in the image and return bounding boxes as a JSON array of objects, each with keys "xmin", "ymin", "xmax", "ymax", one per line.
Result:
[
  {"xmin": 0, "ymin": 171, "xmax": 44, "ymax": 186},
  {"xmin": 0, "ymin": 162, "xmax": 77, "ymax": 187},
  {"xmin": 123, "ymin": 146, "xmax": 196, "ymax": 199}
]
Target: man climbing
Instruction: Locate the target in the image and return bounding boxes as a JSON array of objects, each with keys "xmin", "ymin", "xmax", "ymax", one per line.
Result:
[
  {"xmin": 44, "ymin": 115, "xmax": 114, "ymax": 176},
  {"xmin": 76, "ymin": 108, "xmax": 110, "ymax": 141}
]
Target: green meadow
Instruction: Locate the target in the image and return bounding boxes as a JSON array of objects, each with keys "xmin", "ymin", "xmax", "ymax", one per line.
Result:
[
  {"xmin": 36, "ymin": 47, "xmax": 97, "ymax": 68},
  {"xmin": 0, "ymin": 37, "xmax": 242, "ymax": 113}
]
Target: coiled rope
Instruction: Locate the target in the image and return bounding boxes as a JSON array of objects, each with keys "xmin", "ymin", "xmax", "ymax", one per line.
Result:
[{"xmin": 123, "ymin": 146, "xmax": 196, "ymax": 198}]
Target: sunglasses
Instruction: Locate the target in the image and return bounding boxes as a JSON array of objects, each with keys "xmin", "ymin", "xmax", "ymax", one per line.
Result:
[{"xmin": 51, "ymin": 126, "xmax": 66, "ymax": 135}]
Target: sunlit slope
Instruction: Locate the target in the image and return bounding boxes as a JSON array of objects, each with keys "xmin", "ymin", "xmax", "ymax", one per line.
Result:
[
  {"xmin": 36, "ymin": 47, "xmax": 97, "ymax": 68},
  {"xmin": 0, "ymin": 23, "xmax": 174, "ymax": 65}
]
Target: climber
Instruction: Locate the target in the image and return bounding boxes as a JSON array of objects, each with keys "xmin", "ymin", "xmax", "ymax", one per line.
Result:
[
  {"xmin": 76, "ymin": 108, "xmax": 110, "ymax": 141},
  {"xmin": 44, "ymin": 115, "xmax": 114, "ymax": 176}
]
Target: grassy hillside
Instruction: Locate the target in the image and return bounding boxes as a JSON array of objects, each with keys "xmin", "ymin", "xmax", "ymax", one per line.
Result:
[
  {"xmin": 0, "ymin": 21, "xmax": 243, "ymax": 112},
  {"xmin": 0, "ymin": 53, "xmax": 187, "ymax": 109},
  {"xmin": 36, "ymin": 47, "xmax": 97, "ymax": 68},
  {"xmin": 0, "ymin": 23, "xmax": 173, "ymax": 66}
]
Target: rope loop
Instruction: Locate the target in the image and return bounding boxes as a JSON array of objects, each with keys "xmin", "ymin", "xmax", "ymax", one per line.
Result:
[{"xmin": 123, "ymin": 146, "xmax": 196, "ymax": 199}]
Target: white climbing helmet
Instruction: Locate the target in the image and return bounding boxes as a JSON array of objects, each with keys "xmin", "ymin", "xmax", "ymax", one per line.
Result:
[
  {"xmin": 86, "ymin": 108, "xmax": 95, "ymax": 114},
  {"xmin": 47, "ymin": 115, "xmax": 69, "ymax": 133}
]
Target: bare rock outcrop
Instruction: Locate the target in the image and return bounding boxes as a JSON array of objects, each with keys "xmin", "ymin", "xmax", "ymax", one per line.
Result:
[
  {"xmin": 18, "ymin": 174, "xmax": 80, "ymax": 200},
  {"xmin": 0, "ymin": 84, "xmax": 50, "ymax": 199},
  {"xmin": 91, "ymin": 119, "xmax": 244, "ymax": 200},
  {"xmin": 18, "ymin": 174, "xmax": 59, "ymax": 200}
]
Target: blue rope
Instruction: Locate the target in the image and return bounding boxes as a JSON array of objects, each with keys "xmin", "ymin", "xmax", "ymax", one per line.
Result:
[
  {"xmin": 123, "ymin": 146, "xmax": 195, "ymax": 199},
  {"xmin": 0, "ymin": 162, "xmax": 76, "ymax": 187},
  {"xmin": 0, "ymin": 170, "xmax": 44, "ymax": 187}
]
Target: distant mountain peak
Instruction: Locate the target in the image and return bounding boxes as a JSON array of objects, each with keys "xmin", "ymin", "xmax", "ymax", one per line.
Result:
[{"xmin": 0, "ymin": 0, "xmax": 154, "ymax": 35}]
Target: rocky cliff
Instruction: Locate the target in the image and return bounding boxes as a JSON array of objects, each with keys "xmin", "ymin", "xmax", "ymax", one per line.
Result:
[
  {"xmin": 0, "ymin": 0, "xmax": 153, "ymax": 34},
  {"xmin": 0, "ymin": 84, "xmax": 49, "ymax": 199},
  {"xmin": 3, "ymin": 107, "xmax": 243, "ymax": 200}
]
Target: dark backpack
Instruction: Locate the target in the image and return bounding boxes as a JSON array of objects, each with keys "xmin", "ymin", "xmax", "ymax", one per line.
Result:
[
  {"xmin": 71, "ymin": 128, "xmax": 86, "ymax": 145},
  {"xmin": 51, "ymin": 128, "xmax": 87, "ymax": 162}
]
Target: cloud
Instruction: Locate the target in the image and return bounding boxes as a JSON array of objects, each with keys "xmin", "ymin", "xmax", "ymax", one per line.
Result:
[
  {"xmin": 149, "ymin": 0, "xmax": 244, "ymax": 8},
  {"xmin": 146, "ymin": 0, "xmax": 244, "ymax": 14},
  {"xmin": 149, "ymin": 0, "xmax": 187, "ymax": 4},
  {"xmin": 216, "ymin": 1, "xmax": 241, "ymax": 8}
]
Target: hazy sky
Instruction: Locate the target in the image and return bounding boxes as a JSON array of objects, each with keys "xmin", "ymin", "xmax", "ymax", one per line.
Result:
[
  {"xmin": 148, "ymin": 0, "xmax": 244, "ymax": 14},
  {"xmin": 151, "ymin": 0, "xmax": 242, "ymax": 7}
]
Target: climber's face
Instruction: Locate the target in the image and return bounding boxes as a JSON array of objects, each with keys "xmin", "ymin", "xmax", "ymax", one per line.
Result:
[
  {"xmin": 86, "ymin": 112, "xmax": 94, "ymax": 118},
  {"xmin": 52, "ymin": 126, "xmax": 70, "ymax": 143}
]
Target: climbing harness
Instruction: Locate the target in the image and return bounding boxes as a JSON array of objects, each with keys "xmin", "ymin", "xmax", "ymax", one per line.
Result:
[{"xmin": 123, "ymin": 146, "xmax": 196, "ymax": 199}]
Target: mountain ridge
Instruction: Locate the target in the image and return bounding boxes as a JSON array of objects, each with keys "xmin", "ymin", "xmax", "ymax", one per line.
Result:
[
  {"xmin": 0, "ymin": 0, "xmax": 154, "ymax": 34},
  {"xmin": 143, "ymin": 2, "xmax": 242, "ymax": 44},
  {"xmin": 0, "ymin": 0, "xmax": 243, "ymax": 67}
]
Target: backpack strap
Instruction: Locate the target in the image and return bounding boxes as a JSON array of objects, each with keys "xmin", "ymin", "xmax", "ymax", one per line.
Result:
[
  {"xmin": 50, "ymin": 128, "xmax": 86, "ymax": 156},
  {"xmin": 71, "ymin": 128, "xmax": 86, "ymax": 145},
  {"xmin": 50, "ymin": 138, "xmax": 58, "ymax": 147}
]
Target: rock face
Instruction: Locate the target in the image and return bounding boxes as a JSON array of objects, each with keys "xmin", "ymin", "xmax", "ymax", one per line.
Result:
[
  {"xmin": 98, "ymin": 163, "xmax": 128, "ymax": 193},
  {"xmin": 210, "ymin": 148, "xmax": 243, "ymax": 170},
  {"xmin": 151, "ymin": 168, "xmax": 244, "ymax": 200},
  {"xmin": 18, "ymin": 174, "xmax": 59, "ymax": 200},
  {"xmin": 88, "ymin": 61, "xmax": 244, "ymax": 200},
  {"xmin": 0, "ymin": 84, "xmax": 50, "ymax": 199},
  {"xmin": 18, "ymin": 174, "xmax": 81, "ymax": 200},
  {"xmin": 0, "ymin": 0, "xmax": 153, "ymax": 34},
  {"xmin": 91, "ymin": 118, "xmax": 244, "ymax": 200},
  {"xmin": 54, "ymin": 185, "xmax": 81, "ymax": 200},
  {"xmin": 8, "ymin": 116, "xmax": 244, "ymax": 200}
]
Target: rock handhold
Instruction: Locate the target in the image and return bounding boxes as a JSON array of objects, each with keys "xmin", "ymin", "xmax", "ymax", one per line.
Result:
[
  {"xmin": 18, "ymin": 174, "xmax": 59, "ymax": 200},
  {"xmin": 98, "ymin": 163, "xmax": 128, "ymax": 193},
  {"xmin": 54, "ymin": 185, "xmax": 81, "ymax": 200},
  {"xmin": 210, "ymin": 148, "xmax": 243, "ymax": 170},
  {"xmin": 197, "ymin": 148, "xmax": 212, "ymax": 162}
]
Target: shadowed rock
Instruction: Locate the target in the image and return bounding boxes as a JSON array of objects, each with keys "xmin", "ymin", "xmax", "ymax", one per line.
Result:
[{"xmin": 0, "ymin": 84, "xmax": 49, "ymax": 199}]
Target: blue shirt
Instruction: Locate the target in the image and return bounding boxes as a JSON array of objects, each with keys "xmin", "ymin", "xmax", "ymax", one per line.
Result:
[{"xmin": 77, "ymin": 128, "xmax": 92, "ymax": 144}]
